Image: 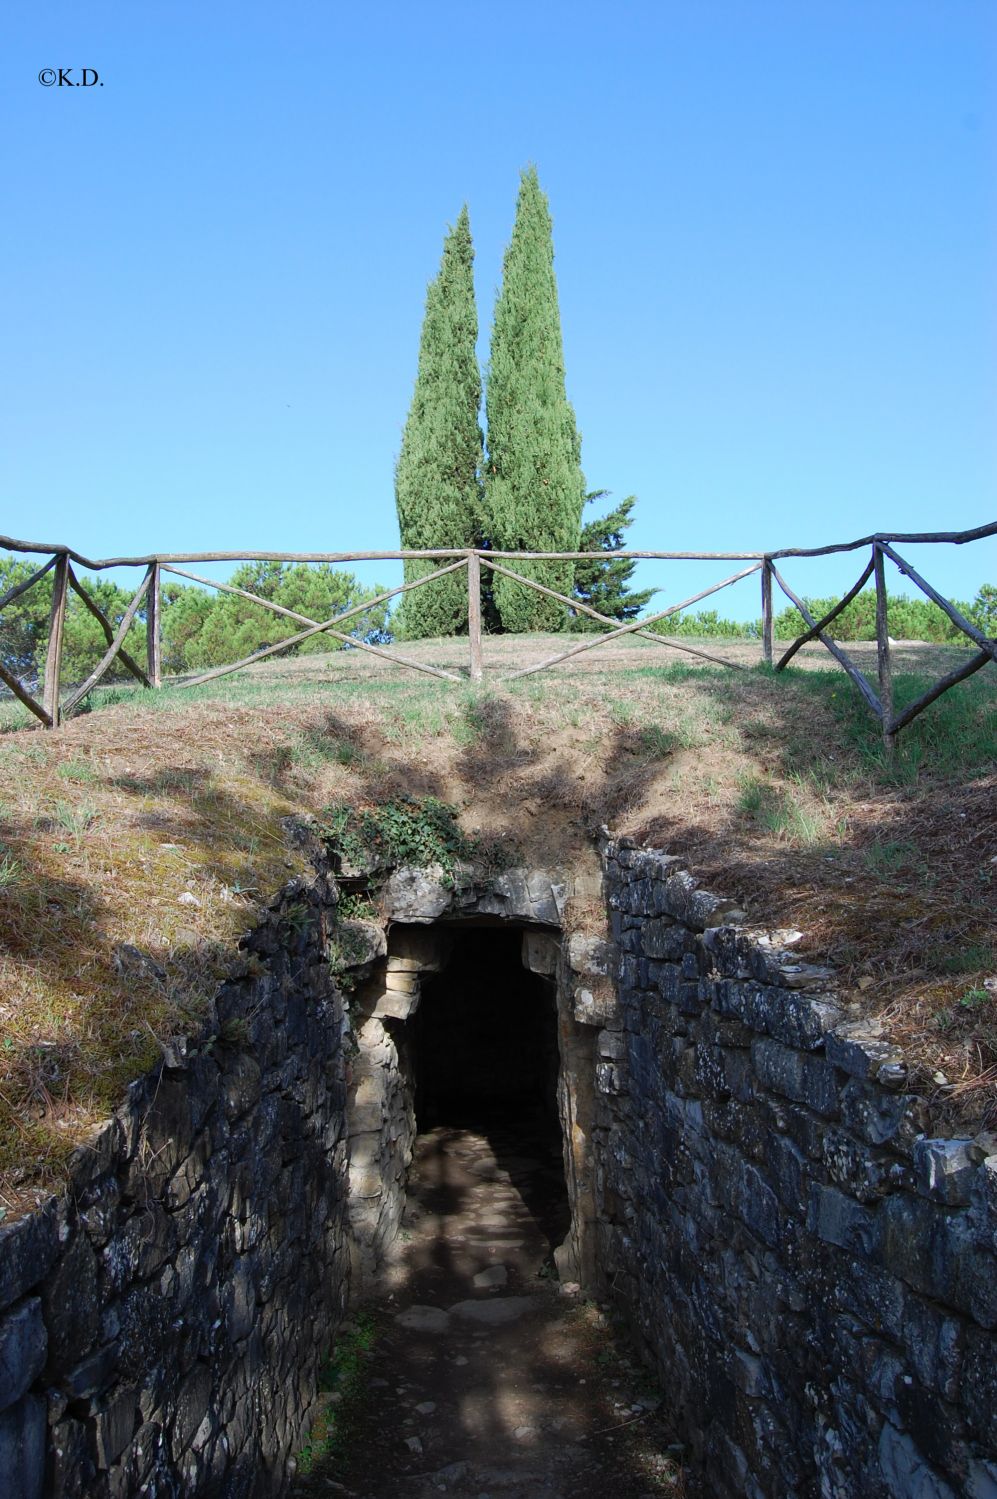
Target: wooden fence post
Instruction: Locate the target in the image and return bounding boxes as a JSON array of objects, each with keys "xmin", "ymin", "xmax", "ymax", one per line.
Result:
[
  {"xmin": 43, "ymin": 554, "xmax": 69, "ymax": 728},
  {"xmin": 873, "ymin": 543, "xmax": 895, "ymax": 754},
  {"xmin": 146, "ymin": 563, "xmax": 162, "ymax": 688},
  {"xmin": 761, "ymin": 559, "xmax": 774, "ymax": 666},
  {"xmin": 467, "ymin": 551, "xmax": 483, "ymax": 682}
]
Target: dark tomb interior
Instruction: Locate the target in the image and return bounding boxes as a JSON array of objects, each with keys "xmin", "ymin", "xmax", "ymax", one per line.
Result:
[{"xmin": 410, "ymin": 925, "xmax": 569, "ymax": 1252}]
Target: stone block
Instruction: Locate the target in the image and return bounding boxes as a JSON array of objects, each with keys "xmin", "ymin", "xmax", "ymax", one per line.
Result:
[
  {"xmin": 597, "ymin": 1030, "xmax": 626, "ymax": 1060},
  {"xmin": 60, "ymin": 1342, "xmax": 119, "ymax": 1403},
  {"xmin": 808, "ymin": 1184, "xmax": 880, "ymax": 1260},
  {"xmin": 220, "ymin": 1053, "xmax": 262, "ymax": 1123},
  {"xmin": 0, "ymin": 1394, "xmax": 45, "ymax": 1499},
  {"xmin": 369, "ymin": 982, "xmax": 420, "ymax": 1020},
  {"xmin": 381, "ymin": 866, "xmax": 452, "ymax": 922},
  {"xmin": 877, "ymin": 1421, "xmax": 957, "ymax": 1499},
  {"xmin": 656, "ymin": 869, "xmax": 746, "ymax": 930},
  {"xmin": 912, "ymin": 1139, "xmax": 978, "ymax": 1208},
  {"xmin": 566, "ymin": 932, "xmax": 611, "ymax": 977},
  {"xmin": 573, "ymin": 983, "xmax": 620, "ymax": 1027},
  {"xmin": 48, "ymin": 1414, "xmax": 95, "ymax": 1496},
  {"xmin": 95, "ymin": 1384, "xmax": 136, "ymax": 1469},
  {"xmin": 0, "ymin": 1300, "xmax": 45, "ymax": 1414},
  {"xmin": 763, "ymin": 991, "xmax": 843, "ymax": 1051},
  {"xmin": 640, "ymin": 917, "xmax": 685, "ymax": 962},
  {"xmin": 521, "ymin": 931, "xmax": 559, "ymax": 975},
  {"xmin": 171, "ymin": 1364, "xmax": 211, "ymax": 1460},
  {"xmin": 840, "ymin": 1080, "xmax": 930, "ymax": 1153},
  {"xmin": 42, "ymin": 1233, "xmax": 99, "ymax": 1374},
  {"xmin": 752, "ymin": 1038, "xmax": 840, "ymax": 1118},
  {"xmin": 825, "ymin": 1021, "xmax": 904, "ymax": 1080},
  {"xmin": 966, "ymin": 1460, "xmax": 997, "ymax": 1499},
  {"xmin": 820, "ymin": 1128, "xmax": 905, "ymax": 1203},
  {"xmin": 0, "ymin": 1204, "xmax": 61, "ymax": 1315}
]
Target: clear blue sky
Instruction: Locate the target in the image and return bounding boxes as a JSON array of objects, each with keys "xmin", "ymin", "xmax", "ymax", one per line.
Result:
[{"xmin": 2, "ymin": 0, "xmax": 994, "ymax": 617}]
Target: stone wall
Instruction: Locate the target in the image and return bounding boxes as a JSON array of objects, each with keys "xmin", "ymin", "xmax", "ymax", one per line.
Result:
[
  {"xmin": 597, "ymin": 838, "xmax": 997, "ymax": 1499},
  {"xmin": 0, "ymin": 855, "xmax": 351, "ymax": 1499}
]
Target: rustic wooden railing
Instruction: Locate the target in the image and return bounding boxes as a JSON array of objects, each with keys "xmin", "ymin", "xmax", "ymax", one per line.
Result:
[{"xmin": 0, "ymin": 524, "xmax": 994, "ymax": 749}]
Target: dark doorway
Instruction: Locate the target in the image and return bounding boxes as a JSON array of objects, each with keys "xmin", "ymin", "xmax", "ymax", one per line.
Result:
[{"xmin": 410, "ymin": 924, "xmax": 569, "ymax": 1256}]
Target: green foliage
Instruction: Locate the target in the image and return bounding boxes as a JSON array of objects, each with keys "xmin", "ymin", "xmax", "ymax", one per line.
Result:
[
  {"xmin": 0, "ymin": 554, "xmax": 390, "ymax": 693},
  {"xmin": 771, "ymin": 588, "xmax": 976, "ymax": 644},
  {"xmin": 168, "ymin": 563, "xmax": 390, "ymax": 671},
  {"xmin": 656, "ymin": 608, "xmax": 757, "ymax": 639},
  {"xmin": 571, "ymin": 490, "xmax": 655, "ymax": 630},
  {"xmin": 322, "ymin": 794, "xmax": 474, "ymax": 879},
  {"xmin": 484, "ymin": 167, "xmax": 586, "ymax": 631},
  {"xmin": 968, "ymin": 583, "xmax": 997, "ymax": 636},
  {"xmin": 646, "ymin": 583, "xmax": 997, "ymax": 644},
  {"xmin": 0, "ymin": 560, "xmax": 151, "ymax": 689},
  {"xmin": 394, "ymin": 207, "xmax": 484, "ymax": 640},
  {"xmin": 297, "ymin": 1313, "xmax": 377, "ymax": 1474}
]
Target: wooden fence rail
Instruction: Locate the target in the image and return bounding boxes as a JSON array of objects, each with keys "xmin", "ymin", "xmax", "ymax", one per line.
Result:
[{"xmin": 1, "ymin": 524, "xmax": 994, "ymax": 747}]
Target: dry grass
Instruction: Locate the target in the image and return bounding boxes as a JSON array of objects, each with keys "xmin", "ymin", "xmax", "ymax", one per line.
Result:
[{"xmin": 1, "ymin": 633, "xmax": 995, "ymax": 1211}]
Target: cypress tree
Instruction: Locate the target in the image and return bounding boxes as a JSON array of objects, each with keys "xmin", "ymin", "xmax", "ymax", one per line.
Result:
[
  {"xmin": 394, "ymin": 207, "xmax": 484, "ymax": 639},
  {"xmin": 484, "ymin": 167, "xmax": 586, "ymax": 632}
]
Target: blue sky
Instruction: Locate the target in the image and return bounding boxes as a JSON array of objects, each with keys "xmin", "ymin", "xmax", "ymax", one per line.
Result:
[{"xmin": 2, "ymin": 0, "xmax": 994, "ymax": 618}]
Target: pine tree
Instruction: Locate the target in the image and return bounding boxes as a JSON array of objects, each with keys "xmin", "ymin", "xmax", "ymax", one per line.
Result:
[
  {"xmin": 484, "ymin": 168, "xmax": 586, "ymax": 632},
  {"xmin": 394, "ymin": 207, "xmax": 484, "ymax": 639},
  {"xmin": 571, "ymin": 491, "xmax": 655, "ymax": 629}
]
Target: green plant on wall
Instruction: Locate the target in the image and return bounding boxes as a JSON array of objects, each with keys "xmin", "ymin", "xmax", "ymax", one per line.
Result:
[{"xmin": 322, "ymin": 795, "xmax": 475, "ymax": 880}]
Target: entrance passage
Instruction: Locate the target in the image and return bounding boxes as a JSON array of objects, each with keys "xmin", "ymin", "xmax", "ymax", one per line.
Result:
[
  {"xmin": 414, "ymin": 926, "xmax": 558, "ymax": 1123},
  {"xmin": 410, "ymin": 923, "xmax": 569, "ymax": 1261}
]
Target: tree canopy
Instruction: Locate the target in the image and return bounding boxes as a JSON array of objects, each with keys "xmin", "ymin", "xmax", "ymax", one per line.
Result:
[
  {"xmin": 571, "ymin": 491, "xmax": 655, "ymax": 629},
  {"xmin": 484, "ymin": 167, "xmax": 586, "ymax": 632},
  {"xmin": 394, "ymin": 206, "xmax": 483, "ymax": 639}
]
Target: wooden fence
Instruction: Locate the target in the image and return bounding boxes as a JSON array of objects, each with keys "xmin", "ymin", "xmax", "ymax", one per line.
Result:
[{"xmin": 1, "ymin": 524, "xmax": 995, "ymax": 749}]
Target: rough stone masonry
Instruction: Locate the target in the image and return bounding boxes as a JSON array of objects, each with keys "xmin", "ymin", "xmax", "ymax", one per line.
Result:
[
  {"xmin": 1, "ymin": 824, "xmax": 995, "ymax": 1498},
  {"xmin": 0, "ymin": 846, "xmax": 352, "ymax": 1499},
  {"xmin": 596, "ymin": 838, "xmax": 997, "ymax": 1499}
]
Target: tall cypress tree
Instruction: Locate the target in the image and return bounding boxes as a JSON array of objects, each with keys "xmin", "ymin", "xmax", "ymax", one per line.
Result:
[
  {"xmin": 394, "ymin": 207, "xmax": 483, "ymax": 639},
  {"xmin": 484, "ymin": 167, "xmax": 586, "ymax": 632}
]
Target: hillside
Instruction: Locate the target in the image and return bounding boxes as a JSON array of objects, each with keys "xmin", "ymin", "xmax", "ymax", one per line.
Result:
[{"xmin": 0, "ymin": 632, "xmax": 995, "ymax": 1218}]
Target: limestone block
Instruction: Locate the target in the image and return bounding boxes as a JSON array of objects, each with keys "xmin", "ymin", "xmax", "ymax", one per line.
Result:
[
  {"xmin": 567, "ymin": 933, "xmax": 612, "ymax": 977},
  {"xmin": 41, "ymin": 1233, "xmax": 100, "ymax": 1372},
  {"xmin": 522, "ymin": 932, "xmax": 559, "ymax": 976},
  {"xmin": 348, "ymin": 1168, "xmax": 384, "ymax": 1201},
  {"xmin": 807, "ymin": 1183, "xmax": 880, "ymax": 1259},
  {"xmin": 381, "ymin": 866, "xmax": 452, "ymax": 923},
  {"xmin": 573, "ymin": 984, "xmax": 621, "ymax": 1027},
  {"xmin": 347, "ymin": 1103, "xmax": 385, "ymax": 1135},
  {"xmin": 370, "ymin": 979, "xmax": 420, "ymax": 1021},
  {"xmin": 597, "ymin": 1030, "xmax": 626, "ymax": 1060},
  {"xmin": 348, "ymin": 1132, "xmax": 384, "ymax": 1171},
  {"xmin": 387, "ymin": 928, "xmax": 451, "ymax": 972}
]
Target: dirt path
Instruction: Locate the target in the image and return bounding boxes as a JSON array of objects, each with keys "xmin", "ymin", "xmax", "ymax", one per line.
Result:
[{"xmin": 290, "ymin": 1121, "xmax": 684, "ymax": 1499}]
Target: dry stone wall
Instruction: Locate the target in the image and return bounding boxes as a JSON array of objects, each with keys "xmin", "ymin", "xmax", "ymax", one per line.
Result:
[
  {"xmin": 0, "ymin": 853, "xmax": 351, "ymax": 1499},
  {"xmin": 597, "ymin": 838, "xmax": 997, "ymax": 1499}
]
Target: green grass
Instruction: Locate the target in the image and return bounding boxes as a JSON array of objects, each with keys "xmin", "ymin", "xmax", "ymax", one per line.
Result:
[{"xmin": 297, "ymin": 1312, "xmax": 377, "ymax": 1475}]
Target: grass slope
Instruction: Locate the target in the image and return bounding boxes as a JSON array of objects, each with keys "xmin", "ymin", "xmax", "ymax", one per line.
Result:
[{"xmin": 0, "ymin": 633, "xmax": 995, "ymax": 1215}]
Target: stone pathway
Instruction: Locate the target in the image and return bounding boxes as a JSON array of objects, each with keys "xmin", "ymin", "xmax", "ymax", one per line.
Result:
[{"xmin": 290, "ymin": 1120, "xmax": 683, "ymax": 1499}]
